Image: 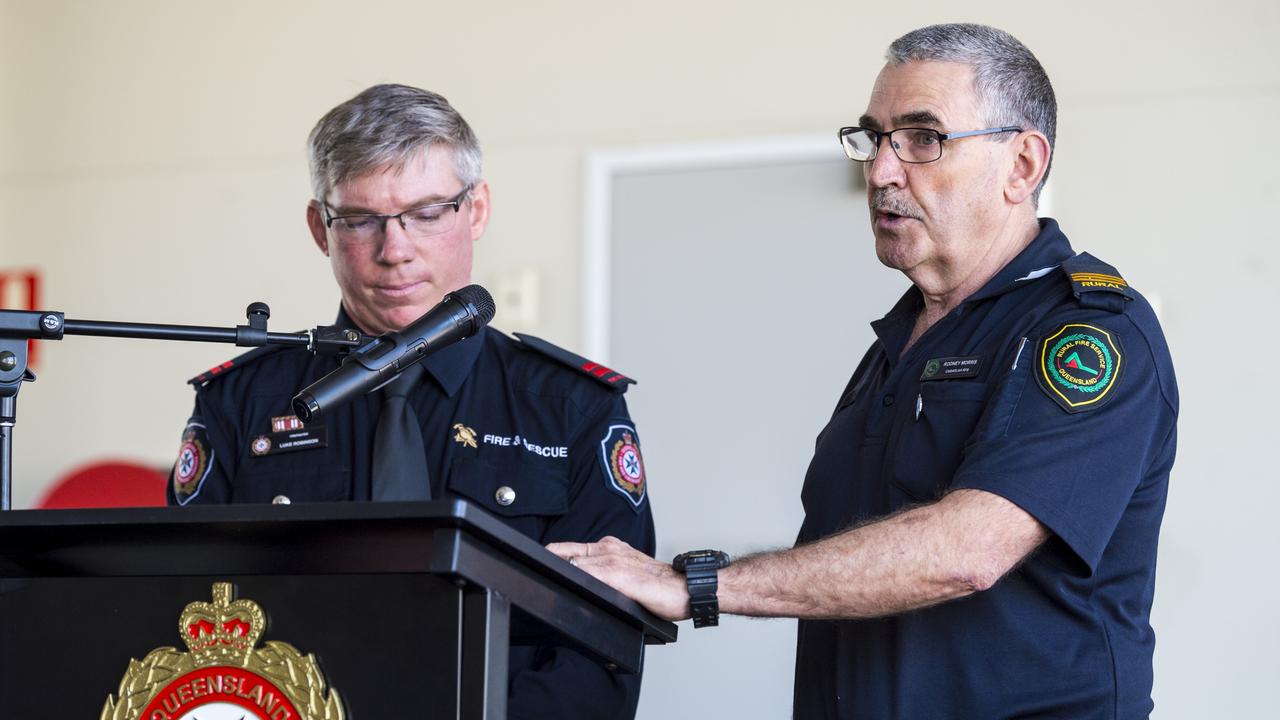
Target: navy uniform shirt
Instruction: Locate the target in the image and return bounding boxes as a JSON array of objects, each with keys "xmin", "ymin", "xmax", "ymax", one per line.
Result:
[
  {"xmin": 167, "ymin": 316, "xmax": 655, "ymax": 720},
  {"xmin": 793, "ymin": 219, "xmax": 1178, "ymax": 719}
]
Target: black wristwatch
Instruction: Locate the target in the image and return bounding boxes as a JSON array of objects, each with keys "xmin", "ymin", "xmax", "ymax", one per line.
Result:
[{"xmin": 672, "ymin": 549, "xmax": 732, "ymax": 628}]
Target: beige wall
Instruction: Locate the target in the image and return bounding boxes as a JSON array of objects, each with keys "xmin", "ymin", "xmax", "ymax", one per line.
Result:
[{"xmin": 2, "ymin": 0, "xmax": 1278, "ymax": 716}]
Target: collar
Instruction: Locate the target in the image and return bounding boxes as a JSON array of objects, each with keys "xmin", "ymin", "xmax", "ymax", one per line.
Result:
[
  {"xmin": 869, "ymin": 218, "xmax": 1075, "ymax": 360},
  {"xmin": 870, "ymin": 285, "xmax": 925, "ymax": 363},
  {"xmin": 963, "ymin": 217, "xmax": 1076, "ymax": 303},
  {"xmin": 335, "ymin": 304, "xmax": 484, "ymax": 398}
]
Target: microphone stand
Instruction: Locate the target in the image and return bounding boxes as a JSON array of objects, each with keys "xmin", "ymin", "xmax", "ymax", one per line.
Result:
[{"xmin": 0, "ymin": 303, "xmax": 369, "ymax": 511}]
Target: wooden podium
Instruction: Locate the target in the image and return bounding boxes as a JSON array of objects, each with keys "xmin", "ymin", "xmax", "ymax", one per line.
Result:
[{"xmin": 0, "ymin": 500, "xmax": 677, "ymax": 718}]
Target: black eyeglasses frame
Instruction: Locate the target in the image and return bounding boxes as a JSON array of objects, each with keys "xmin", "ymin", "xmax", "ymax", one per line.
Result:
[
  {"xmin": 320, "ymin": 184, "xmax": 473, "ymax": 236},
  {"xmin": 837, "ymin": 126, "xmax": 1023, "ymax": 164}
]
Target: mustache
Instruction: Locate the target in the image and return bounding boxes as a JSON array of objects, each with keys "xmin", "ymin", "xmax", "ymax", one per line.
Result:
[{"xmin": 869, "ymin": 189, "xmax": 920, "ymax": 219}]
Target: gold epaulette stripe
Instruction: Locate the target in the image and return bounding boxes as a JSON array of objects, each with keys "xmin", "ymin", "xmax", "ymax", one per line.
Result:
[{"xmin": 1071, "ymin": 272, "xmax": 1127, "ymax": 285}]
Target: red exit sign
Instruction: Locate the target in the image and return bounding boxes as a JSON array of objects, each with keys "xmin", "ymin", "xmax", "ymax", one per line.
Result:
[{"xmin": 1, "ymin": 269, "xmax": 42, "ymax": 370}]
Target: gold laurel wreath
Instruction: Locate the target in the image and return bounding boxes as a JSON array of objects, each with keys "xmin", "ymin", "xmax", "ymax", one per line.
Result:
[
  {"xmin": 100, "ymin": 642, "xmax": 343, "ymax": 720},
  {"xmin": 253, "ymin": 640, "xmax": 345, "ymax": 720},
  {"xmin": 101, "ymin": 647, "xmax": 193, "ymax": 720}
]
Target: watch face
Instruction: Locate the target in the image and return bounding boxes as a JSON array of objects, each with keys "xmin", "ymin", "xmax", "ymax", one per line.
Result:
[{"xmin": 673, "ymin": 550, "xmax": 731, "ymax": 572}]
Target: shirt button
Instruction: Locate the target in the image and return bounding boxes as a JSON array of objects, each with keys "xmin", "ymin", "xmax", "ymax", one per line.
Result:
[
  {"xmin": 271, "ymin": 495, "xmax": 291, "ymax": 505},
  {"xmin": 882, "ymin": 395, "xmax": 895, "ymax": 407},
  {"xmin": 495, "ymin": 486, "xmax": 516, "ymax": 506}
]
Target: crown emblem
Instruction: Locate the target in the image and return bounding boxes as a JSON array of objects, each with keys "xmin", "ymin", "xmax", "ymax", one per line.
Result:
[
  {"xmin": 179, "ymin": 582, "xmax": 267, "ymax": 666},
  {"xmin": 102, "ymin": 583, "xmax": 344, "ymax": 720}
]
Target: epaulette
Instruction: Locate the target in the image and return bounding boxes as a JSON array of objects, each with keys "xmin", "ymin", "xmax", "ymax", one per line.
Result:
[
  {"xmin": 187, "ymin": 344, "xmax": 293, "ymax": 386},
  {"xmin": 512, "ymin": 332, "xmax": 636, "ymax": 392},
  {"xmin": 1060, "ymin": 252, "xmax": 1134, "ymax": 313}
]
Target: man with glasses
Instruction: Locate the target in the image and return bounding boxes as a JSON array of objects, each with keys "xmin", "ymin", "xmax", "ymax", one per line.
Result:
[
  {"xmin": 552, "ymin": 23, "xmax": 1177, "ymax": 718},
  {"xmin": 167, "ymin": 84, "xmax": 655, "ymax": 719}
]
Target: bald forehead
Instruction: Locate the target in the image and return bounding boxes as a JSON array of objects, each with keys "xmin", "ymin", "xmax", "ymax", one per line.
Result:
[{"xmin": 859, "ymin": 60, "xmax": 982, "ymax": 132}]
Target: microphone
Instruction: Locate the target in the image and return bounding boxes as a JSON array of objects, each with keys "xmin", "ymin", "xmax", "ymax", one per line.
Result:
[{"xmin": 291, "ymin": 284, "xmax": 495, "ymax": 422}]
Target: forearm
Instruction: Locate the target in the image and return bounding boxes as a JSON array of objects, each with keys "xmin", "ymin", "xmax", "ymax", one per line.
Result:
[
  {"xmin": 720, "ymin": 489, "xmax": 1048, "ymax": 619},
  {"xmin": 547, "ymin": 489, "xmax": 1049, "ymax": 623}
]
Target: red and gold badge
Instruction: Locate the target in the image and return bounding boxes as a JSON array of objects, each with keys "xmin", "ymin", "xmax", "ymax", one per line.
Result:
[
  {"xmin": 599, "ymin": 424, "xmax": 646, "ymax": 510},
  {"xmin": 172, "ymin": 422, "xmax": 212, "ymax": 505},
  {"xmin": 251, "ymin": 435, "xmax": 273, "ymax": 456},
  {"xmin": 101, "ymin": 583, "xmax": 344, "ymax": 720}
]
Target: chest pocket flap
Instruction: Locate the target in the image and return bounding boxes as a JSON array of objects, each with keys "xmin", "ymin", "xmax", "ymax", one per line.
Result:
[{"xmin": 447, "ymin": 456, "xmax": 570, "ymax": 518}]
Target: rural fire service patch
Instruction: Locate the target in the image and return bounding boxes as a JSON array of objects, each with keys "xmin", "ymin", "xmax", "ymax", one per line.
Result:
[
  {"xmin": 100, "ymin": 583, "xmax": 344, "ymax": 720},
  {"xmin": 600, "ymin": 424, "xmax": 646, "ymax": 510},
  {"xmin": 173, "ymin": 421, "xmax": 213, "ymax": 505},
  {"xmin": 1036, "ymin": 323, "xmax": 1124, "ymax": 413}
]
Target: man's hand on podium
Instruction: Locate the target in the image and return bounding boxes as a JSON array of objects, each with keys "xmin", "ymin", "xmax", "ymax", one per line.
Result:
[{"xmin": 548, "ymin": 536, "xmax": 690, "ymax": 622}]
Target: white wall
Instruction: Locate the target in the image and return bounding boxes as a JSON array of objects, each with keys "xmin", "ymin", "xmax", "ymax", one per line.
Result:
[{"xmin": 2, "ymin": 1, "xmax": 1278, "ymax": 716}]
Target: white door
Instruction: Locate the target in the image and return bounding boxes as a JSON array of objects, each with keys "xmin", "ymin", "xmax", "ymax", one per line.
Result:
[{"xmin": 599, "ymin": 143, "xmax": 908, "ymax": 719}]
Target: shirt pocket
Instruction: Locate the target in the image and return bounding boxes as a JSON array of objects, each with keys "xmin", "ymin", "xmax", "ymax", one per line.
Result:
[
  {"xmin": 889, "ymin": 381, "xmax": 990, "ymax": 502},
  {"xmin": 447, "ymin": 456, "xmax": 571, "ymax": 540}
]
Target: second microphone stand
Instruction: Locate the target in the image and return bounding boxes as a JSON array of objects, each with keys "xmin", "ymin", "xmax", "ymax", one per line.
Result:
[{"xmin": 0, "ymin": 303, "xmax": 368, "ymax": 511}]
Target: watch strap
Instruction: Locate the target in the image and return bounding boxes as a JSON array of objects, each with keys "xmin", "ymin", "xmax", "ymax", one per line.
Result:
[
  {"xmin": 674, "ymin": 550, "xmax": 730, "ymax": 629},
  {"xmin": 687, "ymin": 566, "xmax": 720, "ymax": 628}
]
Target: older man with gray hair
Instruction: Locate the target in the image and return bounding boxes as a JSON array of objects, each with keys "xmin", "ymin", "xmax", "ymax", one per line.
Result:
[
  {"xmin": 169, "ymin": 84, "xmax": 656, "ymax": 719},
  {"xmin": 552, "ymin": 24, "xmax": 1178, "ymax": 719}
]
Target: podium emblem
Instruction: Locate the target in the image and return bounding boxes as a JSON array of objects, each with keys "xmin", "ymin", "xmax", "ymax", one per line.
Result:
[{"xmin": 101, "ymin": 583, "xmax": 345, "ymax": 720}]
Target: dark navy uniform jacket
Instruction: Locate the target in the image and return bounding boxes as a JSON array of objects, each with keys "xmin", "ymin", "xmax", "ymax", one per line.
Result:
[
  {"xmin": 793, "ymin": 219, "xmax": 1178, "ymax": 719},
  {"xmin": 166, "ymin": 316, "xmax": 655, "ymax": 720}
]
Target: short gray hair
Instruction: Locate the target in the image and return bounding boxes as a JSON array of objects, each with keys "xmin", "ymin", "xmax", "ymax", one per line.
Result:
[
  {"xmin": 307, "ymin": 84, "xmax": 482, "ymax": 202},
  {"xmin": 887, "ymin": 24, "xmax": 1056, "ymax": 204}
]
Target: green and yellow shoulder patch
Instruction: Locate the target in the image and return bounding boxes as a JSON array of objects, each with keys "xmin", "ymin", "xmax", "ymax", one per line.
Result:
[{"xmin": 1035, "ymin": 323, "xmax": 1123, "ymax": 413}]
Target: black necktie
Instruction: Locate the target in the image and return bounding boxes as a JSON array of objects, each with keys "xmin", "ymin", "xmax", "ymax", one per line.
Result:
[{"xmin": 370, "ymin": 363, "xmax": 430, "ymax": 501}]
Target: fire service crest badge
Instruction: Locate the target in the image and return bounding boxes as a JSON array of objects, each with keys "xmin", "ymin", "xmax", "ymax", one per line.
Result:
[{"xmin": 101, "ymin": 583, "xmax": 344, "ymax": 720}]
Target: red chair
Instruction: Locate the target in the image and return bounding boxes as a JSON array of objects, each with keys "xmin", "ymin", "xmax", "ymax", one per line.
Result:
[{"xmin": 36, "ymin": 460, "xmax": 168, "ymax": 509}]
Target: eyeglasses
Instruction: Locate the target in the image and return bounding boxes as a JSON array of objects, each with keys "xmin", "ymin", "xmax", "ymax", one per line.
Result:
[
  {"xmin": 321, "ymin": 185, "xmax": 472, "ymax": 242},
  {"xmin": 838, "ymin": 126, "xmax": 1022, "ymax": 164}
]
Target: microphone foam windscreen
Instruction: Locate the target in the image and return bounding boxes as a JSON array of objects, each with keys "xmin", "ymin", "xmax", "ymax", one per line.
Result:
[{"xmin": 454, "ymin": 284, "xmax": 496, "ymax": 325}]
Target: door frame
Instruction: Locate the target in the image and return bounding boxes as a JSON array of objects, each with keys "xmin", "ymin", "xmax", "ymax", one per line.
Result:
[
  {"xmin": 580, "ymin": 136, "xmax": 1053, "ymax": 360},
  {"xmin": 581, "ymin": 135, "xmax": 836, "ymax": 361}
]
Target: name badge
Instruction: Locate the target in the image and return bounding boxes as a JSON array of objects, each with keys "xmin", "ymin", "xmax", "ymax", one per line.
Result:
[
  {"xmin": 249, "ymin": 427, "xmax": 328, "ymax": 457},
  {"xmin": 920, "ymin": 355, "xmax": 983, "ymax": 381}
]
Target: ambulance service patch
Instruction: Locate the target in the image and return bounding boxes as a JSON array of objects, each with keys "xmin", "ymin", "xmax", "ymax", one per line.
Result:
[
  {"xmin": 600, "ymin": 424, "xmax": 647, "ymax": 510},
  {"xmin": 173, "ymin": 421, "xmax": 214, "ymax": 505},
  {"xmin": 1036, "ymin": 323, "xmax": 1123, "ymax": 413}
]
